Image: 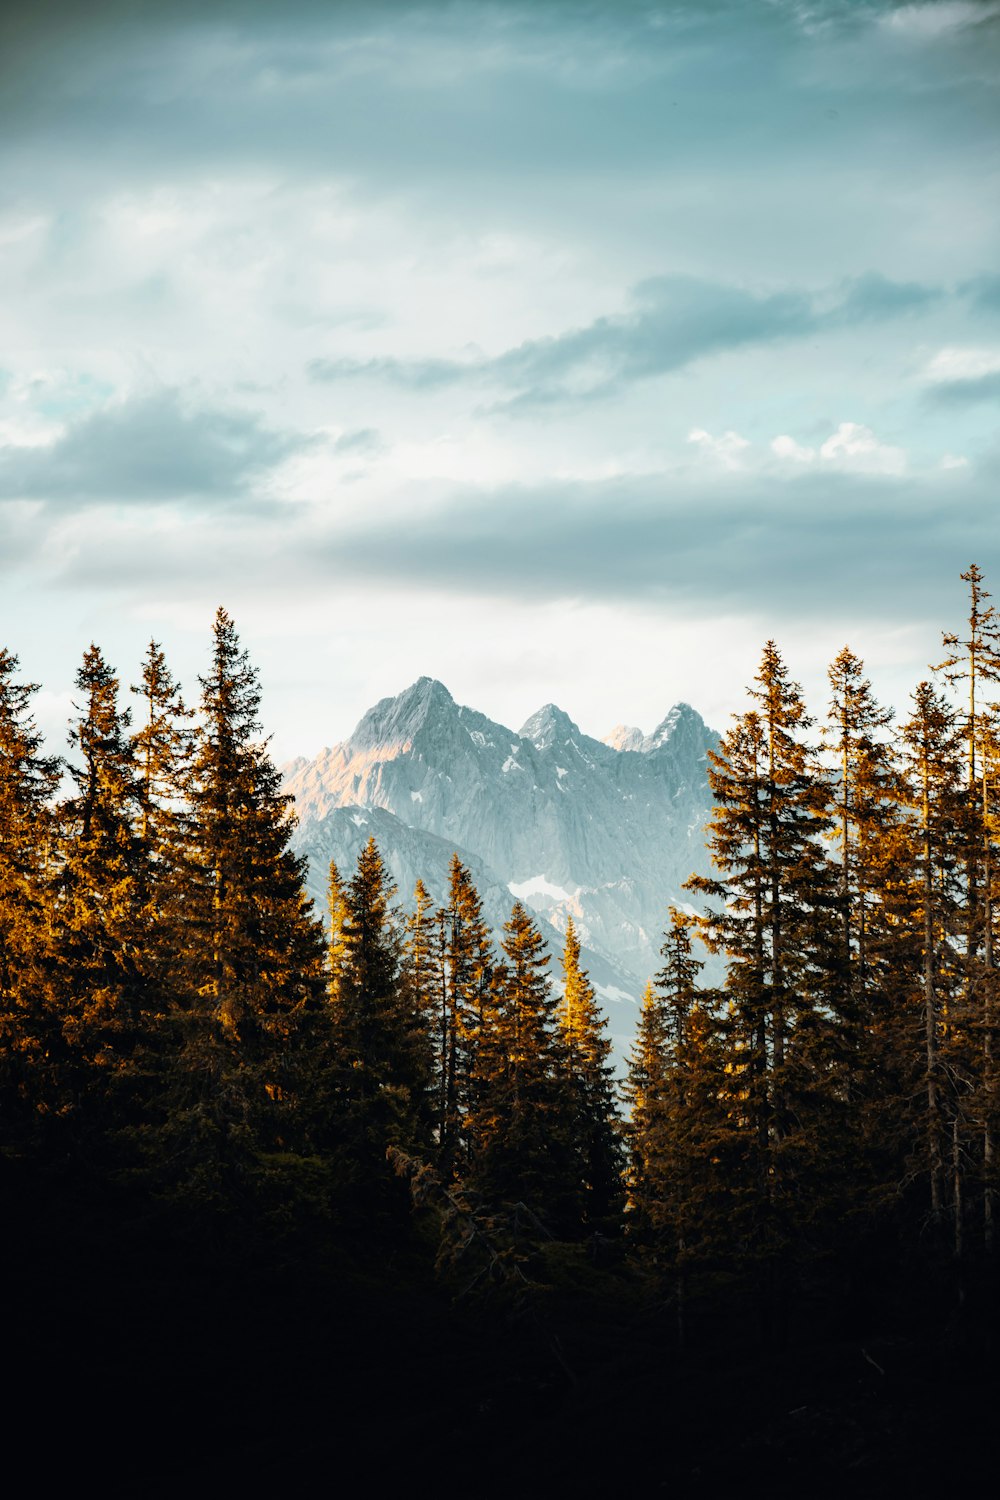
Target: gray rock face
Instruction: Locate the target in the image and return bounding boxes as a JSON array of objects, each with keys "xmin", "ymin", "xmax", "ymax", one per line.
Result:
[{"xmin": 282, "ymin": 678, "xmax": 720, "ymax": 1055}]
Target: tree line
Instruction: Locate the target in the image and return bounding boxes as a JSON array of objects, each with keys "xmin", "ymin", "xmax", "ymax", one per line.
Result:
[
  {"xmin": 3, "ymin": 572, "xmax": 1000, "ymax": 1339},
  {"xmin": 0, "ymin": 606, "xmax": 620, "ymax": 1251}
]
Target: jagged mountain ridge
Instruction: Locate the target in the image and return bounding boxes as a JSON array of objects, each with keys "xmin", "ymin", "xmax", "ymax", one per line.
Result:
[{"xmin": 283, "ymin": 677, "xmax": 720, "ymax": 1052}]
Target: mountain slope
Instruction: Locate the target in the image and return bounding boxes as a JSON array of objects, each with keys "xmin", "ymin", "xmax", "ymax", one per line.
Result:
[{"xmin": 283, "ymin": 678, "xmax": 719, "ymax": 1032}]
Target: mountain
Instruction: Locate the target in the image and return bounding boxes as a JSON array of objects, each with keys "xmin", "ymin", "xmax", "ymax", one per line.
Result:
[{"xmin": 282, "ymin": 678, "xmax": 719, "ymax": 1056}]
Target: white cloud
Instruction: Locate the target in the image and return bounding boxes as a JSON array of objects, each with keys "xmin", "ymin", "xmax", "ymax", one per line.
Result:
[
  {"xmin": 770, "ymin": 423, "xmax": 908, "ymax": 477},
  {"xmin": 771, "ymin": 434, "xmax": 816, "ymax": 464},
  {"xmin": 818, "ymin": 422, "xmax": 906, "ymax": 476},
  {"xmin": 881, "ymin": 2, "xmax": 1000, "ymax": 41},
  {"xmin": 923, "ymin": 346, "xmax": 1000, "ymax": 384},
  {"xmin": 687, "ymin": 428, "xmax": 751, "ymax": 470},
  {"xmin": 941, "ymin": 454, "xmax": 970, "ymax": 470}
]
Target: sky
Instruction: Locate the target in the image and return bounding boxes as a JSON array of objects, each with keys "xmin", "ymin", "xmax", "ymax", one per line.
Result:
[{"xmin": 1, "ymin": 0, "xmax": 999, "ymax": 761}]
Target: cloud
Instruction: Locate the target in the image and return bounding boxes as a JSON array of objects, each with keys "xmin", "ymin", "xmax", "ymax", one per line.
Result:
[
  {"xmin": 922, "ymin": 346, "xmax": 1000, "ymax": 405},
  {"xmin": 687, "ymin": 428, "xmax": 751, "ymax": 469},
  {"xmin": 960, "ymin": 273, "xmax": 1000, "ymax": 312},
  {"xmin": 771, "ymin": 434, "xmax": 816, "ymax": 464},
  {"xmin": 770, "ymin": 421, "xmax": 907, "ymax": 475},
  {"xmin": 0, "ymin": 388, "xmax": 313, "ymax": 504},
  {"xmin": 307, "ymin": 271, "xmax": 943, "ymax": 409},
  {"xmin": 308, "ymin": 356, "xmax": 467, "ymax": 391},
  {"xmin": 880, "ymin": 2, "xmax": 1000, "ymax": 42},
  {"xmin": 317, "ymin": 463, "xmax": 989, "ymax": 622},
  {"xmin": 818, "ymin": 422, "xmax": 907, "ymax": 475},
  {"xmin": 333, "ymin": 426, "xmax": 385, "ymax": 456},
  {"xmin": 928, "ymin": 372, "xmax": 1000, "ymax": 405},
  {"xmin": 825, "ymin": 271, "xmax": 941, "ymax": 323}
]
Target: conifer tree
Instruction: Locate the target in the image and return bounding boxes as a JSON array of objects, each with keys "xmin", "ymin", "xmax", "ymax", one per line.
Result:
[
  {"xmin": 168, "ymin": 608, "xmax": 325, "ymax": 1185},
  {"xmin": 624, "ymin": 979, "xmax": 670, "ymax": 1243},
  {"xmin": 327, "ymin": 837, "xmax": 433, "ymax": 1172},
  {"xmin": 326, "ymin": 858, "xmax": 351, "ymax": 1006},
  {"xmin": 686, "ymin": 643, "xmax": 840, "ymax": 1282},
  {"xmin": 935, "ymin": 565, "xmax": 1000, "ymax": 1248},
  {"xmin": 401, "ymin": 876, "xmax": 440, "ymax": 1124},
  {"xmin": 187, "ymin": 608, "xmax": 324, "ymax": 1037},
  {"xmin": 467, "ymin": 902, "xmax": 576, "ymax": 1227},
  {"xmin": 899, "ymin": 681, "xmax": 966, "ymax": 1231},
  {"xmin": 0, "ymin": 649, "xmax": 61, "ymax": 1136},
  {"xmin": 129, "ymin": 639, "xmax": 195, "ymax": 1008},
  {"xmin": 437, "ymin": 855, "xmax": 494, "ymax": 1177},
  {"xmin": 627, "ymin": 917, "xmax": 731, "ymax": 1277},
  {"xmin": 824, "ymin": 647, "xmax": 897, "ymax": 1042},
  {"xmin": 558, "ymin": 915, "xmax": 623, "ymax": 1231},
  {"xmin": 52, "ymin": 644, "xmax": 145, "ymax": 1122},
  {"xmin": 823, "ymin": 647, "xmax": 906, "ymax": 1200},
  {"xmin": 978, "ymin": 713, "xmax": 1000, "ymax": 1247},
  {"xmin": 651, "ymin": 910, "xmax": 732, "ymax": 1340}
]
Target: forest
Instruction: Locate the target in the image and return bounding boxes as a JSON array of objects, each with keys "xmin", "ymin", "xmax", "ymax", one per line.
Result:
[{"xmin": 3, "ymin": 572, "xmax": 1000, "ymax": 1493}]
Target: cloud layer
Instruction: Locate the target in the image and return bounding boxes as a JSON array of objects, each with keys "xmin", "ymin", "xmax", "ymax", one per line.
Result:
[{"xmin": 0, "ymin": 0, "xmax": 997, "ymax": 754}]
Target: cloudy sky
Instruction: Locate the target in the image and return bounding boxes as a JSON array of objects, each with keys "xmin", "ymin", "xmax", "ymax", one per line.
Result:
[{"xmin": 2, "ymin": 0, "xmax": 998, "ymax": 759}]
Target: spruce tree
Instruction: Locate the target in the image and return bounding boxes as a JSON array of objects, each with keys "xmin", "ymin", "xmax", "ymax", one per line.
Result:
[
  {"xmin": 899, "ymin": 681, "xmax": 965, "ymax": 1232},
  {"xmin": 467, "ymin": 902, "xmax": 576, "ymax": 1228},
  {"xmin": 653, "ymin": 910, "xmax": 732, "ymax": 1341},
  {"xmin": 326, "ymin": 858, "xmax": 351, "ymax": 1006},
  {"xmin": 438, "ymin": 855, "xmax": 494, "ymax": 1178},
  {"xmin": 166, "ymin": 608, "xmax": 325, "ymax": 1193},
  {"xmin": 935, "ymin": 564, "xmax": 1000, "ymax": 1249},
  {"xmin": 686, "ymin": 643, "xmax": 840, "ymax": 1291},
  {"xmin": 558, "ymin": 915, "xmax": 623, "ymax": 1232},
  {"xmin": 0, "ymin": 649, "xmax": 61, "ymax": 1138},
  {"xmin": 187, "ymin": 608, "xmax": 324, "ymax": 1037},
  {"xmin": 823, "ymin": 647, "xmax": 905, "ymax": 1206},
  {"xmin": 52, "ymin": 644, "xmax": 145, "ymax": 1127},
  {"xmin": 624, "ymin": 979, "xmax": 670, "ymax": 1244},
  {"xmin": 327, "ymin": 837, "xmax": 433, "ymax": 1176},
  {"xmin": 129, "ymin": 639, "xmax": 195, "ymax": 1012}
]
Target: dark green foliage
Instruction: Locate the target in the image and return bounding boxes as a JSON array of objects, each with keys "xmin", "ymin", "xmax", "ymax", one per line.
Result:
[
  {"xmin": 558, "ymin": 915, "xmax": 624, "ymax": 1232},
  {"xmin": 50, "ymin": 645, "xmax": 146, "ymax": 1128},
  {"xmin": 466, "ymin": 902, "xmax": 578, "ymax": 1230},
  {"xmin": 6, "ymin": 568, "xmax": 1000, "ymax": 1475},
  {"xmin": 0, "ymin": 649, "xmax": 62, "ymax": 1135},
  {"xmin": 325, "ymin": 837, "xmax": 434, "ymax": 1184}
]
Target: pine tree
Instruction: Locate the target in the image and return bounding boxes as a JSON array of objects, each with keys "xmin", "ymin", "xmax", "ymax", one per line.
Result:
[
  {"xmin": 52, "ymin": 644, "xmax": 145, "ymax": 1124},
  {"xmin": 935, "ymin": 565, "xmax": 1000, "ymax": 1250},
  {"xmin": 626, "ymin": 917, "xmax": 732, "ymax": 1309},
  {"xmin": 187, "ymin": 608, "xmax": 324, "ymax": 1038},
  {"xmin": 823, "ymin": 647, "xmax": 906, "ymax": 1206},
  {"xmin": 624, "ymin": 979, "xmax": 670, "ymax": 1243},
  {"xmin": 0, "ymin": 649, "xmax": 61, "ymax": 1138},
  {"xmin": 437, "ymin": 855, "xmax": 494, "ymax": 1177},
  {"xmin": 165, "ymin": 608, "xmax": 325, "ymax": 1192},
  {"xmin": 824, "ymin": 648, "xmax": 896, "ymax": 1051},
  {"xmin": 685, "ymin": 643, "xmax": 840, "ymax": 1290},
  {"xmin": 401, "ymin": 877, "xmax": 440, "ymax": 1108},
  {"xmin": 326, "ymin": 858, "xmax": 351, "ymax": 1006},
  {"xmin": 558, "ymin": 915, "xmax": 623, "ymax": 1232},
  {"xmin": 899, "ymin": 681, "xmax": 966, "ymax": 1232},
  {"xmin": 129, "ymin": 639, "xmax": 195, "ymax": 1009},
  {"xmin": 653, "ymin": 910, "xmax": 732, "ymax": 1341},
  {"xmin": 327, "ymin": 837, "xmax": 433, "ymax": 1175},
  {"xmin": 467, "ymin": 902, "xmax": 576, "ymax": 1228}
]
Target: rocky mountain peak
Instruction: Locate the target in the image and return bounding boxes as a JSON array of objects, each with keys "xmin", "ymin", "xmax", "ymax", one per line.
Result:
[
  {"xmin": 646, "ymin": 702, "xmax": 710, "ymax": 753},
  {"xmin": 350, "ymin": 676, "xmax": 456, "ymax": 752},
  {"xmin": 604, "ymin": 724, "xmax": 645, "ymax": 752},
  {"xmin": 519, "ymin": 703, "xmax": 581, "ymax": 752}
]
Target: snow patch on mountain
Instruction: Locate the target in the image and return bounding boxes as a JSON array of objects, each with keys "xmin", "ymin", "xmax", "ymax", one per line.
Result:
[{"xmin": 509, "ymin": 874, "xmax": 578, "ymax": 906}]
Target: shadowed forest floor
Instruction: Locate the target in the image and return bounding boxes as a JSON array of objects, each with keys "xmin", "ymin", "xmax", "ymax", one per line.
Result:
[{"xmin": 6, "ymin": 1166, "xmax": 998, "ymax": 1498}]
